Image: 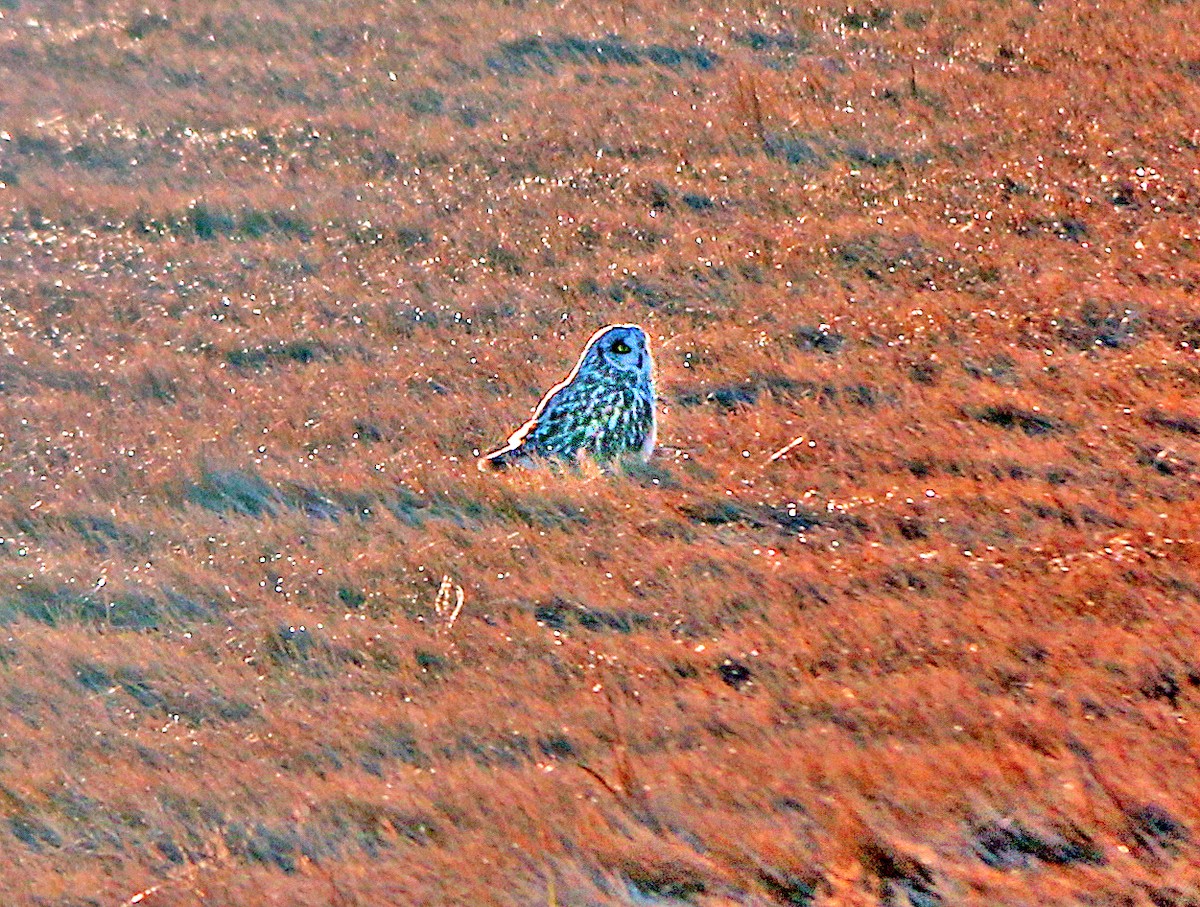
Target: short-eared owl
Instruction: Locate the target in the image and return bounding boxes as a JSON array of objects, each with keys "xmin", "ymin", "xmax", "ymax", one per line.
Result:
[{"xmin": 479, "ymin": 324, "xmax": 657, "ymax": 470}]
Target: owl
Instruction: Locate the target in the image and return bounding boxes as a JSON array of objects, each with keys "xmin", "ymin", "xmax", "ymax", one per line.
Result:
[{"xmin": 479, "ymin": 324, "xmax": 657, "ymax": 470}]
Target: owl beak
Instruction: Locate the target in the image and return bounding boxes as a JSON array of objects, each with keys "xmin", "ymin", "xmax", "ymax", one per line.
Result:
[{"xmin": 637, "ymin": 353, "xmax": 645, "ymax": 369}]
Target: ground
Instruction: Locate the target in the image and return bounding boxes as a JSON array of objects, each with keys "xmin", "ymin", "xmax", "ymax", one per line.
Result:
[{"xmin": 1, "ymin": 0, "xmax": 1199, "ymax": 904}]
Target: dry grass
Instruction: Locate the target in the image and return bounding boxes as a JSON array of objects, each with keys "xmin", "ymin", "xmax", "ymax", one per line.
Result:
[{"xmin": 1, "ymin": 0, "xmax": 1199, "ymax": 903}]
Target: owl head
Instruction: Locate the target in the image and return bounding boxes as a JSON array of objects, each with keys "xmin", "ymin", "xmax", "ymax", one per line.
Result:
[{"xmin": 581, "ymin": 323, "xmax": 653, "ymax": 381}]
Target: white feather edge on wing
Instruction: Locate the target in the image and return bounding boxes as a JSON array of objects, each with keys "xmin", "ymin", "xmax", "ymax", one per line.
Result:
[{"xmin": 640, "ymin": 408, "xmax": 658, "ymax": 460}]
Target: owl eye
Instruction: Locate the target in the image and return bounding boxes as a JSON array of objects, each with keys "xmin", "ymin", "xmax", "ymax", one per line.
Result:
[{"xmin": 611, "ymin": 340, "xmax": 632, "ymax": 354}]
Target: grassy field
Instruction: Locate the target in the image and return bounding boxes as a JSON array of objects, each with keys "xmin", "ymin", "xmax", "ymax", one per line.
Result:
[{"xmin": 2, "ymin": 0, "xmax": 1199, "ymax": 903}]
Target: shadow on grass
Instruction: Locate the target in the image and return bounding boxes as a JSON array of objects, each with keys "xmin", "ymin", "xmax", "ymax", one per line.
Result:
[
  {"xmin": 532, "ymin": 597, "xmax": 655, "ymax": 634},
  {"xmin": 487, "ymin": 34, "xmax": 718, "ymax": 77},
  {"xmin": 224, "ymin": 339, "xmax": 333, "ymax": 371},
  {"xmin": 185, "ymin": 468, "xmax": 368, "ymax": 522},
  {"xmin": 681, "ymin": 499, "xmax": 868, "ymax": 537},
  {"xmin": 969, "ymin": 817, "xmax": 1105, "ymax": 869},
  {"xmin": 675, "ymin": 377, "xmax": 890, "ymax": 411},
  {"xmin": 0, "ymin": 584, "xmax": 215, "ymax": 630},
  {"xmin": 970, "ymin": 404, "xmax": 1064, "ymax": 436},
  {"xmin": 72, "ymin": 662, "xmax": 256, "ymax": 725}
]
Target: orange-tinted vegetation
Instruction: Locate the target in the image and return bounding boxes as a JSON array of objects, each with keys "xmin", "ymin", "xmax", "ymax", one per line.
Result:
[{"xmin": 2, "ymin": 0, "xmax": 1199, "ymax": 903}]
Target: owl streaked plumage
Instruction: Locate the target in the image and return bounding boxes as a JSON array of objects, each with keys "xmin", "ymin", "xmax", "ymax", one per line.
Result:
[{"xmin": 479, "ymin": 324, "xmax": 657, "ymax": 471}]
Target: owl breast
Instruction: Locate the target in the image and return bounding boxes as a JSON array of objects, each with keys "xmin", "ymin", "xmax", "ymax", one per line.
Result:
[{"xmin": 531, "ymin": 374, "xmax": 654, "ymax": 462}]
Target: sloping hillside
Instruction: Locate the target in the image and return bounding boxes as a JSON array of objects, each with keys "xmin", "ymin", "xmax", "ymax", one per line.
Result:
[{"xmin": 1, "ymin": 1, "xmax": 1198, "ymax": 903}]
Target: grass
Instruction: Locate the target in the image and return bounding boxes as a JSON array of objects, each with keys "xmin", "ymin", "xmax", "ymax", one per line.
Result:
[{"xmin": 1, "ymin": 0, "xmax": 1199, "ymax": 903}]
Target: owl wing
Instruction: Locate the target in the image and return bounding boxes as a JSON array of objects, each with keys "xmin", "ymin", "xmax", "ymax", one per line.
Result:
[
  {"xmin": 526, "ymin": 382, "xmax": 596, "ymax": 456},
  {"xmin": 478, "ymin": 381, "xmax": 590, "ymax": 470}
]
